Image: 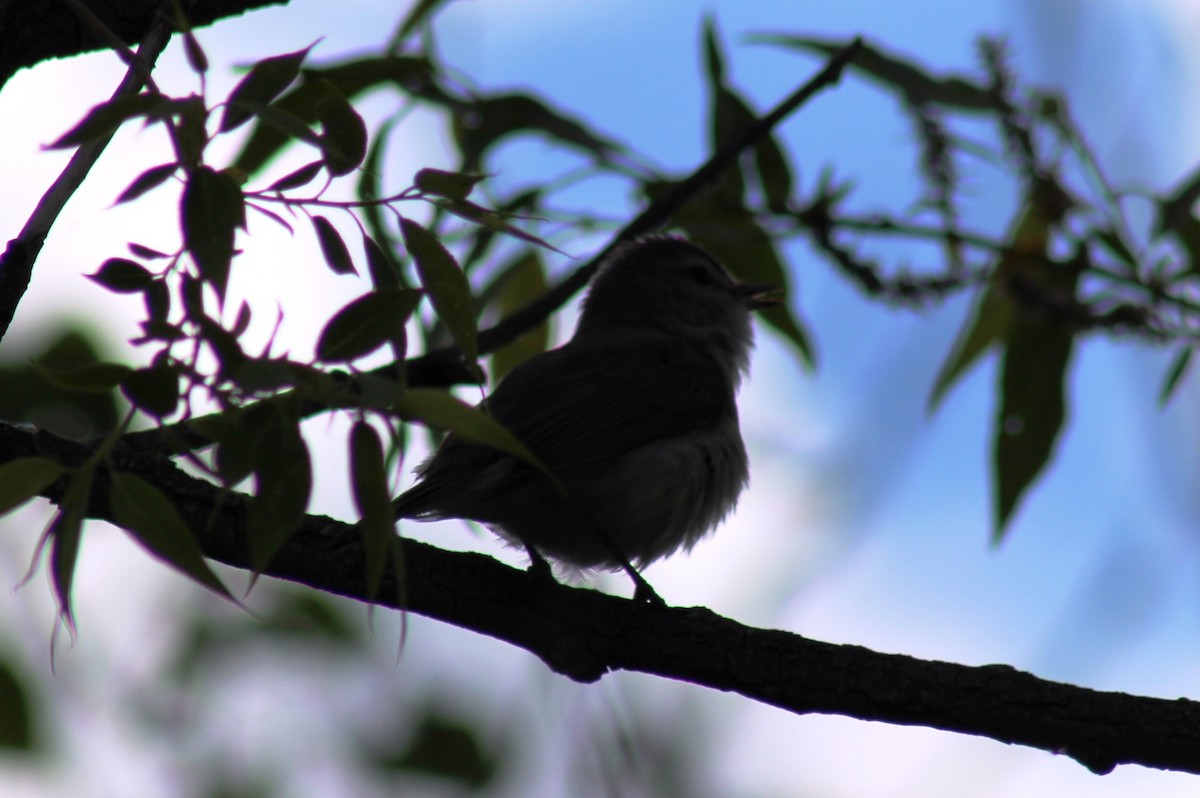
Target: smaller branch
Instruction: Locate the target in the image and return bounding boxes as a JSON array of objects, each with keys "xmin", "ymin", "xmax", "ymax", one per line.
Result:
[{"xmin": 0, "ymin": 8, "xmax": 173, "ymax": 343}]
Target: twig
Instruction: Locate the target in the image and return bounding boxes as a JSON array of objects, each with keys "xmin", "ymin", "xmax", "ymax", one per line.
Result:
[{"xmin": 0, "ymin": 3, "xmax": 173, "ymax": 343}]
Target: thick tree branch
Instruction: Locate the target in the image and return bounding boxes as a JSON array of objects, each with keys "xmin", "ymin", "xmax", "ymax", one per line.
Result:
[
  {"xmin": 0, "ymin": 0, "xmax": 287, "ymax": 91},
  {"xmin": 5, "ymin": 417, "xmax": 1200, "ymax": 777}
]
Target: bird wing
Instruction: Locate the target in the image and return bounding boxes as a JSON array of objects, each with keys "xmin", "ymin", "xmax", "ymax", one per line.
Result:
[{"xmin": 483, "ymin": 335, "xmax": 736, "ymax": 472}]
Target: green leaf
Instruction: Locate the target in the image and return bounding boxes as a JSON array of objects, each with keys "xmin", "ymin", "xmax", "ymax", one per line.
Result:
[
  {"xmin": 414, "ymin": 168, "xmax": 486, "ymax": 201},
  {"xmin": 221, "ymin": 44, "xmax": 316, "ymax": 132},
  {"xmin": 316, "ymin": 80, "xmax": 368, "ymax": 176},
  {"xmin": 115, "ymin": 163, "xmax": 178, "ymax": 204},
  {"xmin": 992, "ymin": 266, "xmax": 1080, "ymax": 538},
  {"xmin": 675, "ymin": 207, "xmax": 815, "ymax": 368},
  {"xmin": 928, "ymin": 283, "xmax": 1013, "ymax": 413},
  {"xmin": 311, "ymin": 216, "xmax": 358, "ymax": 276},
  {"xmin": 33, "ymin": 361, "xmax": 131, "ymax": 393},
  {"xmin": 87, "ymin": 258, "xmax": 154, "ymax": 293},
  {"xmin": 110, "ymin": 471, "xmax": 233, "ymax": 599},
  {"xmin": 182, "ymin": 166, "xmax": 245, "ymax": 300},
  {"xmin": 396, "ymin": 389, "xmax": 549, "ymax": 478},
  {"xmin": 489, "ymin": 251, "xmax": 551, "ymax": 381},
  {"xmin": 246, "ymin": 405, "xmax": 312, "ymax": 573},
  {"xmin": 267, "ymin": 160, "xmax": 325, "ymax": 192},
  {"xmin": 702, "ymin": 16, "xmax": 726, "ymax": 85},
  {"xmin": 0, "ymin": 457, "xmax": 64, "ymax": 515},
  {"xmin": 46, "ymin": 93, "xmax": 169, "ymax": 149},
  {"xmin": 350, "ymin": 422, "xmax": 398, "ymax": 600},
  {"xmin": 0, "ymin": 659, "xmax": 34, "ymax": 751},
  {"xmin": 50, "ymin": 469, "xmax": 93, "ymax": 626},
  {"xmin": 453, "ymin": 92, "xmax": 621, "ymax": 172},
  {"xmin": 362, "ymin": 232, "xmax": 401, "ymax": 290},
  {"xmin": 316, "ymin": 288, "xmax": 420, "ymax": 363},
  {"xmin": 401, "ymin": 219, "xmax": 478, "ymax": 362},
  {"xmin": 1159, "ymin": 346, "xmax": 1193, "ymax": 407},
  {"xmin": 234, "ymin": 55, "xmax": 435, "ymax": 175},
  {"xmin": 120, "ymin": 364, "xmax": 181, "ymax": 418}
]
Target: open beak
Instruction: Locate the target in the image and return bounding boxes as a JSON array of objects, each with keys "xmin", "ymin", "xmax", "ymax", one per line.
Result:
[{"xmin": 736, "ymin": 282, "xmax": 785, "ymax": 310}]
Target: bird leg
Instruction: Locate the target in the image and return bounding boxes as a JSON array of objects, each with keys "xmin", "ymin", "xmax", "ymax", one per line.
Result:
[{"xmin": 590, "ymin": 528, "xmax": 665, "ymax": 607}]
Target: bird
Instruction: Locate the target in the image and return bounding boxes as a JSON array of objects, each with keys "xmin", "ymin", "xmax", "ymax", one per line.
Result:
[{"xmin": 392, "ymin": 234, "xmax": 778, "ymax": 603}]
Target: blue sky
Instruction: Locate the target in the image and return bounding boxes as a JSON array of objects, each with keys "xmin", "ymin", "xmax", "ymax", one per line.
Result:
[{"xmin": 2, "ymin": 0, "xmax": 1200, "ymax": 795}]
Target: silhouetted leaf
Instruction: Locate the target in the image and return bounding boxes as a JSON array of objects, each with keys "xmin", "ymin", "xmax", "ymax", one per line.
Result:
[
  {"xmin": 401, "ymin": 219, "xmax": 478, "ymax": 361},
  {"xmin": 316, "ymin": 288, "xmax": 420, "ymax": 363},
  {"xmin": 489, "ymin": 250, "xmax": 550, "ymax": 381},
  {"xmin": 120, "ymin": 364, "xmax": 181, "ymax": 418},
  {"xmin": 47, "ymin": 93, "xmax": 169, "ymax": 149},
  {"xmin": 34, "ymin": 361, "xmax": 131, "ymax": 393},
  {"xmin": 182, "ymin": 166, "xmax": 245, "ymax": 300},
  {"xmin": 267, "ymin": 160, "xmax": 325, "ymax": 192},
  {"xmin": 246, "ymin": 405, "xmax": 312, "ymax": 574},
  {"xmin": 312, "ymin": 215, "xmax": 358, "ymax": 276},
  {"xmin": 110, "ymin": 471, "xmax": 233, "ymax": 599},
  {"xmin": 1159, "ymin": 346, "xmax": 1193, "ymax": 408},
  {"xmin": 414, "ymin": 168, "xmax": 486, "ymax": 201},
  {"xmin": 0, "ymin": 659, "xmax": 33, "ymax": 751},
  {"xmin": 316, "ymin": 80, "xmax": 368, "ymax": 175},
  {"xmin": 115, "ymin": 163, "xmax": 177, "ymax": 204},
  {"xmin": 350, "ymin": 422, "xmax": 398, "ymax": 600},
  {"xmin": 0, "ymin": 458, "xmax": 64, "ymax": 515},
  {"xmin": 221, "ymin": 44, "xmax": 315, "ymax": 132},
  {"xmin": 88, "ymin": 258, "xmax": 154, "ymax": 293}
]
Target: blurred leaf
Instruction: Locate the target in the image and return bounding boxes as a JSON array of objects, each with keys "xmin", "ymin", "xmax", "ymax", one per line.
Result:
[
  {"xmin": 401, "ymin": 219, "xmax": 478, "ymax": 361},
  {"xmin": 1155, "ymin": 164, "xmax": 1200, "ymax": 240},
  {"xmin": 1092, "ymin": 227, "xmax": 1137, "ymax": 269},
  {"xmin": 33, "ymin": 361, "xmax": 131, "ymax": 393},
  {"xmin": 235, "ymin": 56, "xmax": 435, "ymax": 175},
  {"xmin": 0, "ymin": 458, "xmax": 64, "ymax": 516},
  {"xmin": 216, "ymin": 404, "xmax": 274, "ymax": 486},
  {"xmin": 87, "ymin": 258, "xmax": 154, "ymax": 293},
  {"xmin": 362, "ymin": 232, "xmax": 401, "ymax": 290},
  {"xmin": 50, "ymin": 469, "xmax": 92, "ymax": 626},
  {"xmin": 220, "ymin": 44, "xmax": 315, "ymax": 132},
  {"xmin": 182, "ymin": 166, "xmax": 245, "ymax": 300},
  {"xmin": 367, "ymin": 709, "xmax": 498, "ymax": 788},
  {"xmin": 430, "ymin": 197, "xmax": 564, "ymax": 254},
  {"xmin": 110, "ymin": 471, "xmax": 233, "ymax": 599},
  {"xmin": 311, "ymin": 215, "xmax": 358, "ymax": 276},
  {"xmin": 753, "ymin": 34, "xmax": 996, "ymax": 110},
  {"xmin": 350, "ymin": 422, "xmax": 399, "ymax": 600},
  {"xmin": 0, "ymin": 658, "xmax": 34, "ymax": 751},
  {"xmin": 198, "ymin": 318, "xmax": 246, "ymax": 378},
  {"xmin": 489, "ymin": 250, "xmax": 550, "ymax": 381},
  {"xmin": 929, "ymin": 184, "xmax": 1067, "ymax": 412},
  {"xmin": 0, "ymin": 329, "xmax": 121, "ymax": 439},
  {"xmin": 182, "ymin": 29, "xmax": 208, "ymax": 74},
  {"xmin": 120, "ymin": 363, "xmax": 181, "ymax": 418},
  {"xmin": 316, "ymin": 288, "xmax": 420, "ymax": 363},
  {"xmin": 115, "ymin": 163, "xmax": 177, "ymax": 204},
  {"xmin": 46, "ymin": 93, "xmax": 170, "ymax": 149},
  {"xmin": 246, "ymin": 403, "xmax": 312, "ymax": 574},
  {"xmin": 396, "ymin": 389, "xmax": 550, "ymax": 479},
  {"xmin": 453, "ymin": 92, "xmax": 621, "ymax": 172},
  {"xmin": 993, "ymin": 262, "xmax": 1080, "ymax": 538},
  {"xmin": 266, "ymin": 160, "xmax": 324, "ymax": 192},
  {"xmin": 414, "ymin": 168, "xmax": 486, "ymax": 201},
  {"xmin": 316, "ymin": 80, "xmax": 368, "ymax": 176},
  {"xmin": 1159, "ymin": 346, "xmax": 1193, "ymax": 408},
  {"xmin": 928, "ymin": 282, "xmax": 1013, "ymax": 413},
  {"xmin": 674, "ymin": 203, "xmax": 815, "ymax": 368},
  {"xmin": 173, "ymin": 96, "xmax": 210, "ymax": 169}
]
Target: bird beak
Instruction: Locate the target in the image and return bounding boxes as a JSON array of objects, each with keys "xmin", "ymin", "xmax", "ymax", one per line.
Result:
[{"xmin": 736, "ymin": 282, "xmax": 784, "ymax": 310}]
